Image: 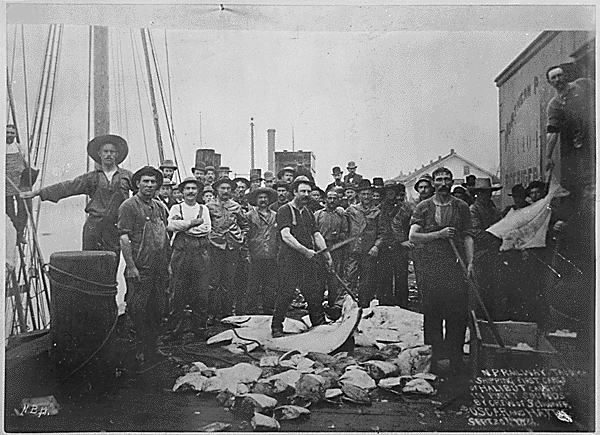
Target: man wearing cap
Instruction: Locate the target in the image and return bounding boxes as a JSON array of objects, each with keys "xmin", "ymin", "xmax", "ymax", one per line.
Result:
[
  {"xmin": 6, "ymin": 124, "xmax": 35, "ymax": 244},
  {"xmin": 159, "ymin": 159, "xmax": 178, "ymax": 181},
  {"xmin": 343, "ymin": 161, "xmax": 363, "ymax": 186},
  {"xmin": 326, "ymin": 166, "xmax": 345, "ymax": 192},
  {"xmin": 526, "ymin": 180, "xmax": 546, "ymax": 203},
  {"xmin": 202, "ymin": 185, "xmax": 215, "ymax": 204},
  {"xmin": 277, "ymin": 166, "xmax": 296, "ymax": 184},
  {"xmin": 204, "ymin": 166, "xmax": 216, "ymax": 185},
  {"xmin": 372, "ymin": 178, "xmax": 384, "ymax": 208},
  {"xmin": 192, "ymin": 161, "xmax": 206, "ymax": 184},
  {"xmin": 263, "ymin": 171, "xmax": 275, "ymax": 189},
  {"xmin": 272, "ymin": 176, "xmax": 333, "ymax": 337},
  {"xmin": 207, "ymin": 177, "xmax": 250, "ymax": 319},
  {"xmin": 467, "ymin": 178, "xmax": 504, "ymax": 319},
  {"xmin": 344, "ymin": 179, "xmax": 385, "ymax": 308},
  {"xmin": 413, "ymin": 173, "xmax": 435, "ymax": 205},
  {"xmin": 164, "ymin": 177, "xmax": 211, "ymax": 341},
  {"xmin": 502, "ymin": 184, "xmax": 528, "ymax": 218},
  {"xmin": 409, "ymin": 167, "xmax": 473, "ymax": 374},
  {"xmin": 315, "ymin": 188, "xmax": 349, "ymax": 320},
  {"xmin": 308, "ymin": 185, "xmax": 325, "ymax": 213},
  {"xmin": 118, "ymin": 166, "xmax": 170, "ymax": 360},
  {"xmin": 451, "ymin": 185, "xmax": 472, "ymax": 204},
  {"xmin": 270, "ymin": 180, "xmax": 290, "ymax": 212},
  {"xmin": 22, "ymin": 134, "xmax": 133, "ymax": 278},
  {"xmin": 158, "ymin": 179, "xmax": 177, "ymax": 210},
  {"xmin": 245, "ymin": 187, "xmax": 279, "ymax": 314},
  {"xmin": 391, "ymin": 182, "xmax": 414, "ymax": 308}
]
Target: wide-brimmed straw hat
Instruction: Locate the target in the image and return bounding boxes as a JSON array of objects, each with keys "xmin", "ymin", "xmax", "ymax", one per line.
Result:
[
  {"xmin": 472, "ymin": 178, "xmax": 503, "ymax": 191},
  {"xmin": 246, "ymin": 187, "xmax": 277, "ymax": 206},
  {"xmin": 178, "ymin": 176, "xmax": 203, "ymax": 193},
  {"xmin": 132, "ymin": 166, "xmax": 163, "ymax": 189},
  {"xmin": 87, "ymin": 134, "xmax": 128, "ymax": 164}
]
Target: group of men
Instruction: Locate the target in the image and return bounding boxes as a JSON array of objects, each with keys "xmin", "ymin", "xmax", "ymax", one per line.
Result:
[{"xmin": 7, "ymin": 63, "xmax": 593, "ymax": 370}]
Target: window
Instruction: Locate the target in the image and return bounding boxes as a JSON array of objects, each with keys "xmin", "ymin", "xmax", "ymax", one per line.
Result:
[{"xmin": 463, "ymin": 165, "xmax": 470, "ymax": 175}]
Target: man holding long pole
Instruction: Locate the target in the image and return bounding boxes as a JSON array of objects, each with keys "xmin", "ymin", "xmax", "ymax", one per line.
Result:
[{"xmin": 409, "ymin": 167, "xmax": 474, "ymax": 375}]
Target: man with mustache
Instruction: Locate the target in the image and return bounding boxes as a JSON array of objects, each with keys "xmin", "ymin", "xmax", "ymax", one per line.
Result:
[
  {"xmin": 271, "ymin": 176, "xmax": 332, "ymax": 338},
  {"xmin": 409, "ymin": 167, "xmax": 473, "ymax": 375},
  {"xmin": 118, "ymin": 166, "xmax": 169, "ymax": 361},
  {"xmin": 207, "ymin": 177, "xmax": 249, "ymax": 320},
  {"xmin": 22, "ymin": 135, "xmax": 132, "ymax": 280},
  {"xmin": 245, "ymin": 187, "xmax": 279, "ymax": 314},
  {"xmin": 164, "ymin": 177, "xmax": 211, "ymax": 341},
  {"xmin": 269, "ymin": 180, "xmax": 290, "ymax": 212}
]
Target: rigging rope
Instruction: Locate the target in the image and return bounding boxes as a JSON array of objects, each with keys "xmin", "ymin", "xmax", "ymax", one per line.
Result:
[
  {"xmin": 130, "ymin": 28, "xmax": 151, "ymax": 165},
  {"xmin": 87, "ymin": 26, "xmax": 93, "ymax": 174},
  {"xmin": 8, "ymin": 24, "xmax": 18, "ymax": 123},
  {"xmin": 117, "ymin": 30, "xmax": 131, "ymax": 153},
  {"xmin": 21, "ymin": 25, "xmax": 31, "ymax": 164},
  {"xmin": 164, "ymin": 30, "xmax": 174, "ymax": 127}
]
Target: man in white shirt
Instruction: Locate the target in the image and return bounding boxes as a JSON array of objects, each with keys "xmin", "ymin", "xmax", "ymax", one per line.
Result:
[{"xmin": 164, "ymin": 176, "xmax": 212, "ymax": 341}]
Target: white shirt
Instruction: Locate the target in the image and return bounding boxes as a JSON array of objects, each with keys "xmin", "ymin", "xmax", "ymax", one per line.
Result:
[{"xmin": 167, "ymin": 201, "xmax": 211, "ymax": 237}]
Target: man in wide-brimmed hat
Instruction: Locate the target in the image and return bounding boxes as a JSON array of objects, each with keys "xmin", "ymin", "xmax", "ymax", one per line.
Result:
[
  {"xmin": 277, "ymin": 166, "xmax": 296, "ymax": 184},
  {"xmin": 163, "ymin": 176, "xmax": 211, "ymax": 341},
  {"xmin": 118, "ymin": 165, "xmax": 169, "ymax": 360},
  {"xmin": 159, "ymin": 159, "xmax": 178, "ymax": 181},
  {"xmin": 269, "ymin": 180, "xmax": 290, "ymax": 212},
  {"xmin": 343, "ymin": 161, "xmax": 363, "ymax": 186},
  {"xmin": 271, "ymin": 175, "xmax": 333, "ymax": 337},
  {"xmin": 502, "ymin": 184, "xmax": 528, "ymax": 217},
  {"xmin": 345, "ymin": 179, "xmax": 385, "ymax": 309},
  {"xmin": 22, "ymin": 134, "xmax": 133, "ymax": 279},
  {"xmin": 206, "ymin": 177, "xmax": 249, "ymax": 320},
  {"xmin": 326, "ymin": 166, "xmax": 345, "ymax": 192},
  {"xmin": 245, "ymin": 187, "xmax": 278, "ymax": 314}
]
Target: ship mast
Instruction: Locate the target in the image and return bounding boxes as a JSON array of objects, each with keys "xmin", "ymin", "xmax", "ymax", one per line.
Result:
[{"xmin": 250, "ymin": 117, "xmax": 255, "ymax": 171}]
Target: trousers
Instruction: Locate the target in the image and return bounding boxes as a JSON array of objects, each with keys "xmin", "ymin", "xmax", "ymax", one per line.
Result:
[
  {"xmin": 208, "ymin": 245, "xmax": 240, "ymax": 317},
  {"xmin": 247, "ymin": 258, "xmax": 278, "ymax": 314},
  {"xmin": 344, "ymin": 252, "xmax": 375, "ymax": 308}
]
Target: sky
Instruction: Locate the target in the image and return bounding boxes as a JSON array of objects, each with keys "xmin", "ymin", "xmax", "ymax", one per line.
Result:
[{"xmin": 5, "ymin": 3, "xmax": 595, "ymax": 189}]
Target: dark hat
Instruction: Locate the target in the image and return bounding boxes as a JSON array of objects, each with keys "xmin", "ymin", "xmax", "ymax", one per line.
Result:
[
  {"xmin": 159, "ymin": 159, "xmax": 178, "ymax": 170},
  {"xmin": 397, "ymin": 182, "xmax": 406, "ymax": 192},
  {"xmin": 277, "ymin": 166, "xmax": 297, "ymax": 180},
  {"xmin": 204, "ymin": 165, "xmax": 216, "ymax": 172},
  {"xmin": 87, "ymin": 134, "xmax": 128, "ymax": 164},
  {"xmin": 526, "ymin": 180, "xmax": 547, "ymax": 193},
  {"xmin": 344, "ymin": 183, "xmax": 357, "ymax": 192},
  {"xmin": 332, "ymin": 186, "xmax": 345, "ymax": 195},
  {"xmin": 178, "ymin": 176, "xmax": 203, "ymax": 193},
  {"xmin": 263, "ymin": 171, "xmax": 274, "ymax": 181},
  {"xmin": 472, "ymin": 178, "xmax": 503, "ymax": 191},
  {"xmin": 311, "ymin": 185, "xmax": 326, "ymax": 197},
  {"xmin": 462, "ymin": 174, "xmax": 477, "ymax": 188},
  {"xmin": 356, "ymin": 179, "xmax": 373, "ymax": 192},
  {"xmin": 508, "ymin": 184, "xmax": 527, "ymax": 197},
  {"xmin": 132, "ymin": 166, "xmax": 163, "ymax": 189},
  {"xmin": 347, "ymin": 161, "xmax": 357, "ymax": 169},
  {"xmin": 290, "ymin": 175, "xmax": 315, "ymax": 192},
  {"xmin": 246, "ymin": 187, "xmax": 278, "ymax": 206},
  {"xmin": 203, "ymin": 185, "xmax": 215, "ymax": 194},
  {"xmin": 233, "ymin": 177, "xmax": 250, "ymax": 188},
  {"xmin": 273, "ymin": 180, "xmax": 291, "ymax": 191},
  {"xmin": 219, "ymin": 166, "xmax": 232, "ymax": 174},
  {"xmin": 249, "ymin": 173, "xmax": 263, "ymax": 183},
  {"xmin": 383, "ymin": 179, "xmax": 399, "ymax": 191},
  {"xmin": 192, "ymin": 161, "xmax": 206, "ymax": 172},
  {"xmin": 372, "ymin": 177, "xmax": 385, "ymax": 189},
  {"xmin": 451, "ymin": 185, "xmax": 467, "ymax": 194},
  {"xmin": 414, "ymin": 174, "xmax": 433, "ymax": 191},
  {"xmin": 332, "ymin": 166, "xmax": 343, "ymax": 175},
  {"xmin": 212, "ymin": 177, "xmax": 237, "ymax": 191}
]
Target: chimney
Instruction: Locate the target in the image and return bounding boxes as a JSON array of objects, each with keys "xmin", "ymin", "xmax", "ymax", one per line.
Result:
[
  {"xmin": 450, "ymin": 148, "xmax": 455, "ymax": 154},
  {"xmin": 267, "ymin": 129, "xmax": 276, "ymax": 171},
  {"xmin": 430, "ymin": 159, "xmax": 433, "ymax": 164},
  {"xmin": 438, "ymin": 155, "xmax": 441, "ymax": 160}
]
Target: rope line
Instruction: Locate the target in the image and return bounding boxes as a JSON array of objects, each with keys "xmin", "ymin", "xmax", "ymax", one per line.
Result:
[
  {"xmin": 47, "ymin": 276, "xmax": 118, "ymax": 297},
  {"xmin": 130, "ymin": 29, "xmax": 151, "ymax": 166},
  {"xmin": 46, "ymin": 263, "xmax": 118, "ymax": 290}
]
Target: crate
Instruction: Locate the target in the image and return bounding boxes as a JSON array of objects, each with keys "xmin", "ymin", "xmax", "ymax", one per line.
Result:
[{"xmin": 469, "ymin": 310, "xmax": 558, "ymax": 376}]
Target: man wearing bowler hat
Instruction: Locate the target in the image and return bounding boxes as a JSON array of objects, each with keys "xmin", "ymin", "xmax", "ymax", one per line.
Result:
[
  {"xmin": 245, "ymin": 187, "xmax": 279, "ymax": 314},
  {"xmin": 344, "ymin": 179, "xmax": 385, "ymax": 308},
  {"xmin": 207, "ymin": 177, "xmax": 249, "ymax": 320},
  {"xmin": 343, "ymin": 161, "xmax": 363, "ymax": 186},
  {"xmin": 118, "ymin": 166, "xmax": 169, "ymax": 361},
  {"xmin": 22, "ymin": 134, "xmax": 133, "ymax": 279},
  {"xmin": 159, "ymin": 159, "xmax": 178, "ymax": 181},
  {"xmin": 164, "ymin": 176, "xmax": 212, "ymax": 341},
  {"xmin": 326, "ymin": 166, "xmax": 345, "ymax": 192}
]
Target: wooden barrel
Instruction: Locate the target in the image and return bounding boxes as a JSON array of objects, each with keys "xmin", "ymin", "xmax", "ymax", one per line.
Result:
[{"xmin": 48, "ymin": 251, "xmax": 118, "ymax": 373}]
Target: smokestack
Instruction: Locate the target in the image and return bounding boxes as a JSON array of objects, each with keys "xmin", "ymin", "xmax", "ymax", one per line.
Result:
[{"xmin": 267, "ymin": 129, "xmax": 276, "ymax": 171}]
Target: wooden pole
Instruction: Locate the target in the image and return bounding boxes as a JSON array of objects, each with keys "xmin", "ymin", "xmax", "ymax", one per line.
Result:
[{"xmin": 140, "ymin": 28, "xmax": 164, "ymax": 164}]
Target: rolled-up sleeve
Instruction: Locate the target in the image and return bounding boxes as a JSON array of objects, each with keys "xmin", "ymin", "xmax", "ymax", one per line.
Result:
[{"xmin": 117, "ymin": 200, "xmax": 135, "ymax": 236}]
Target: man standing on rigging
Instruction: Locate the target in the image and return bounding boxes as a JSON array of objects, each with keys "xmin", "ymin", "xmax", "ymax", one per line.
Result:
[
  {"xmin": 6, "ymin": 124, "xmax": 33, "ymax": 244},
  {"xmin": 21, "ymin": 135, "xmax": 133, "ymax": 280}
]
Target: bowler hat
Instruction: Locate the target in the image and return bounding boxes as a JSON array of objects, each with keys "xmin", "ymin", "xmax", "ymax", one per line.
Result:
[
  {"xmin": 347, "ymin": 161, "xmax": 357, "ymax": 169},
  {"xmin": 290, "ymin": 175, "xmax": 315, "ymax": 192},
  {"xmin": 372, "ymin": 177, "xmax": 385, "ymax": 189},
  {"xmin": 345, "ymin": 183, "xmax": 357, "ymax": 192},
  {"xmin": 178, "ymin": 176, "xmax": 203, "ymax": 193},
  {"xmin": 332, "ymin": 166, "xmax": 343, "ymax": 175},
  {"xmin": 383, "ymin": 179, "xmax": 401, "ymax": 193},
  {"xmin": 508, "ymin": 184, "xmax": 527, "ymax": 197},
  {"xmin": 356, "ymin": 179, "xmax": 373, "ymax": 192},
  {"xmin": 414, "ymin": 174, "xmax": 433, "ymax": 192},
  {"xmin": 204, "ymin": 165, "xmax": 216, "ymax": 172},
  {"xmin": 277, "ymin": 166, "xmax": 297, "ymax": 180},
  {"xmin": 472, "ymin": 178, "xmax": 503, "ymax": 191},
  {"xmin": 246, "ymin": 187, "xmax": 277, "ymax": 206},
  {"xmin": 159, "ymin": 159, "xmax": 178, "ymax": 170},
  {"xmin": 87, "ymin": 134, "xmax": 129, "ymax": 165},
  {"xmin": 233, "ymin": 177, "xmax": 250, "ymax": 188},
  {"xmin": 132, "ymin": 166, "xmax": 163, "ymax": 189},
  {"xmin": 213, "ymin": 177, "xmax": 237, "ymax": 191},
  {"xmin": 273, "ymin": 180, "xmax": 290, "ymax": 191},
  {"xmin": 203, "ymin": 185, "xmax": 215, "ymax": 194}
]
